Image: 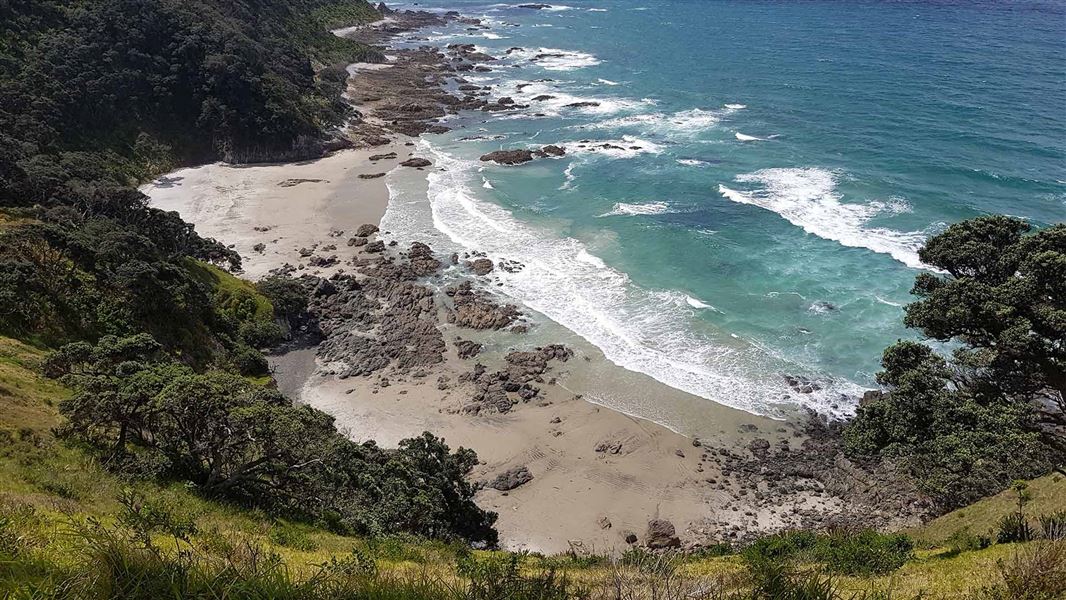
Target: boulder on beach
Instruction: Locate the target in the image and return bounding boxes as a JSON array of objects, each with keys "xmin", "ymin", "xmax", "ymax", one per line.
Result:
[
  {"xmin": 400, "ymin": 157, "xmax": 432, "ymax": 168},
  {"xmin": 356, "ymin": 223, "xmax": 379, "ymax": 237},
  {"xmin": 470, "ymin": 258, "xmax": 494, "ymax": 275},
  {"xmin": 490, "ymin": 466, "xmax": 533, "ymax": 491},
  {"xmin": 645, "ymin": 519, "xmax": 681, "ymax": 549}
]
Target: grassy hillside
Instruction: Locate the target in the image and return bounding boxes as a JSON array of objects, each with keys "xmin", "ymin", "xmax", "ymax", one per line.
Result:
[{"xmin": 2, "ymin": 333, "xmax": 1062, "ymax": 598}]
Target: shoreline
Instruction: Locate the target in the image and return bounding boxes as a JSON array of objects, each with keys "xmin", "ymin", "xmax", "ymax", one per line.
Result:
[{"xmin": 142, "ymin": 7, "xmax": 927, "ymax": 554}]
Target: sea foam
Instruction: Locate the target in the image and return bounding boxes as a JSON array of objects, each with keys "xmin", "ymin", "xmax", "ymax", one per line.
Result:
[
  {"xmin": 718, "ymin": 168, "xmax": 930, "ymax": 269},
  {"xmin": 598, "ymin": 201, "xmax": 671, "ymax": 217},
  {"xmin": 504, "ymin": 47, "xmax": 600, "ymax": 70},
  {"xmin": 379, "ymin": 140, "xmax": 862, "ymax": 418}
]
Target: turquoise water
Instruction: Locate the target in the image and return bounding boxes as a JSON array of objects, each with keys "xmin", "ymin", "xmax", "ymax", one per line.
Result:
[{"xmin": 381, "ymin": 0, "xmax": 1066, "ymax": 417}]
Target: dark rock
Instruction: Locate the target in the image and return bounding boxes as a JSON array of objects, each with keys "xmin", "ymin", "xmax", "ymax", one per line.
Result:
[
  {"xmin": 356, "ymin": 224, "xmax": 379, "ymax": 237},
  {"xmin": 490, "ymin": 466, "xmax": 533, "ymax": 491},
  {"xmin": 400, "ymin": 157, "xmax": 432, "ymax": 168},
  {"xmin": 480, "ymin": 149, "xmax": 535, "ymax": 165},
  {"xmin": 645, "ymin": 519, "xmax": 681, "ymax": 549},
  {"xmin": 455, "ymin": 339, "xmax": 483, "ymax": 359},
  {"xmin": 861, "ymin": 390, "xmax": 884, "ymax": 406},
  {"xmin": 470, "ymin": 258, "xmax": 495, "ymax": 275},
  {"xmin": 539, "ymin": 144, "xmax": 565, "ymax": 157},
  {"xmin": 364, "ymin": 240, "xmax": 386, "ymax": 253}
]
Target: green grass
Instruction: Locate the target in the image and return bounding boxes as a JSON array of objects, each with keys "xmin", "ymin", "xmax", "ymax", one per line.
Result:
[
  {"xmin": 912, "ymin": 473, "xmax": 1066, "ymax": 545},
  {"xmin": 184, "ymin": 259, "xmax": 275, "ymax": 325},
  {"xmin": 1, "ymin": 333, "xmax": 1062, "ymax": 598}
]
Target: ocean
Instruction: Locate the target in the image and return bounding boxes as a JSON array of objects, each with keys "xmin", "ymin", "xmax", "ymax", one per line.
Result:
[{"xmin": 380, "ymin": 0, "xmax": 1066, "ymax": 418}]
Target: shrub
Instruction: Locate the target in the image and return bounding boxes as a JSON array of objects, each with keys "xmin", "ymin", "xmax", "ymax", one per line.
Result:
[
  {"xmin": 743, "ymin": 529, "xmax": 912, "ymax": 576},
  {"xmin": 998, "ymin": 513, "xmax": 1035, "ymax": 544},
  {"xmin": 268, "ymin": 521, "xmax": 319, "ymax": 552},
  {"xmin": 817, "ymin": 530, "xmax": 913, "ymax": 576},
  {"xmin": 233, "ymin": 344, "xmax": 270, "ymax": 376},
  {"xmin": 977, "ymin": 540, "xmax": 1066, "ymax": 599},
  {"xmin": 1039, "ymin": 512, "xmax": 1066, "ymax": 541},
  {"xmin": 239, "ymin": 320, "xmax": 286, "ymax": 348},
  {"xmin": 456, "ymin": 553, "xmax": 577, "ymax": 600},
  {"xmin": 946, "ymin": 527, "xmax": 993, "ymax": 554}
]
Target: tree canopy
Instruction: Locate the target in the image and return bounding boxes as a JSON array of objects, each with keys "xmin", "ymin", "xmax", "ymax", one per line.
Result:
[{"xmin": 845, "ymin": 216, "xmax": 1065, "ymax": 510}]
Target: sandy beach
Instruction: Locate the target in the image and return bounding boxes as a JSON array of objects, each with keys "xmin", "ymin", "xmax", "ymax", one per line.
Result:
[{"xmin": 142, "ymin": 9, "xmax": 926, "ymax": 554}]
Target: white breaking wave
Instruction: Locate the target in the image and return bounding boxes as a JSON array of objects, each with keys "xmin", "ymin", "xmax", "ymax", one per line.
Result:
[
  {"xmin": 584, "ymin": 105, "xmax": 742, "ymax": 137},
  {"xmin": 736, "ymin": 132, "xmax": 779, "ymax": 142},
  {"xmin": 685, "ymin": 295, "xmax": 719, "ymax": 311},
  {"xmin": 718, "ymin": 168, "xmax": 930, "ymax": 269},
  {"xmin": 598, "ymin": 201, "xmax": 671, "ymax": 217},
  {"xmin": 567, "ymin": 135, "xmax": 663, "ymax": 159},
  {"xmin": 504, "ymin": 47, "xmax": 600, "ymax": 70},
  {"xmin": 724, "ymin": 103, "xmax": 747, "ymax": 110},
  {"xmin": 481, "ymin": 32, "xmax": 506, "ymax": 39},
  {"xmin": 875, "ymin": 296, "xmax": 904, "ymax": 307},
  {"xmin": 382, "ymin": 140, "xmax": 861, "ymax": 417},
  {"xmin": 499, "ymin": 79, "xmax": 653, "ymax": 117},
  {"xmin": 597, "ymin": 78, "xmax": 620, "ymax": 85},
  {"xmin": 677, "ymin": 158, "xmax": 709, "ymax": 166},
  {"xmin": 482, "ymin": 177, "xmax": 495, "ymax": 189}
]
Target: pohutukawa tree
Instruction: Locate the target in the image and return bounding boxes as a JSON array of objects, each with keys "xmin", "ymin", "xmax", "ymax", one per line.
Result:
[{"xmin": 845, "ymin": 216, "xmax": 1065, "ymax": 509}]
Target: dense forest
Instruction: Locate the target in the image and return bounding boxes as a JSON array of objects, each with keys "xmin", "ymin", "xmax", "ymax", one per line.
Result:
[{"xmin": 0, "ymin": 0, "xmax": 499, "ymax": 546}]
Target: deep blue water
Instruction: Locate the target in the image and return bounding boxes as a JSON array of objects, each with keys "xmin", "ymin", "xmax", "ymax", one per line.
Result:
[{"xmin": 381, "ymin": 0, "xmax": 1066, "ymax": 416}]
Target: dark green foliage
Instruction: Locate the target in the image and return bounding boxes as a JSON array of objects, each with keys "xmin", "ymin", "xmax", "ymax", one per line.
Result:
[
  {"xmin": 845, "ymin": 216, "xmax": 1066, "ymax": 509},
  {"xmin": 946, "ymin": 528, "xmax": 993, "ymax": 555},
  {"xmin": 48, "ymin": 335, "xmax": 498, "ymax": 545},
  {"xmin": 742, "ymin": 530, "xmax": 912, "ymax": 577},
  {"xmin": 232, "ymin": 344, "xmax": 270, "ymax": 375},
  {"xmin": 998, "ymin": 514, "xmax": 1035, "ymax": 544},
  {"xmin": 239, "ymin": 320, "xmax": 286, "ymax": 349},
  {"xmin": 456, "ymin": 553, "xmax": 576, "ymax": 600},
  {"xmin": 257, "ymin": 276, "xmax": 310, "ymax": 318}
]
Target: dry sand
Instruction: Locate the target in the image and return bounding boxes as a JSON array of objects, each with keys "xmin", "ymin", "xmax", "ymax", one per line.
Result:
[
  {"xmin": 142, "ymin": 142, "xmax": 413, "ymax": 280},
  {"xmin": 139, "ymin": 29, "xmax": 885, "ymax": 553},
  {"xmin": 142, "ymin": 143, "xmax": 808, "ymax": 554}
]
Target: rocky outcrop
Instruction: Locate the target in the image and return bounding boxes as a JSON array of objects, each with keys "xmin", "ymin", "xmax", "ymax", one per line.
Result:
[
  {"xmin": 480, "ymin": 149, "xmax": 535, "ymax": 165},
  {"xmin": 490, "ymin": 466, "xmax": 533, "ymax": 491},
  {"xmin": 445, "ymin": 281, "xmax": 522, "ymax": 330},
  {"xmin": 538, "ymin": 144, "xmax": 566, "ymax": 157},
  {"xmin": 400, "ymin": 157, "xmax": 432, "ymax": 168},
  {"xmin": 298, "ymin": 242, "xmax": 452, "ymax": 380},
  {"xmin": 470, "ymin": 258, "xmax": 494, "ymax": 275},
  {"xmin": 645, "ymin": 519, "xmax": 681, "ymax": 549},
  {"xmin": 356, "ymin": 224, "xmax": 379, "ymax": 237},
  {"xmin": 454, "ymin": 338, "xmax": 483, "ymax": 359},
  {"xmin": 479, "ymin": 145, "xmax": 566, "ymax": 165},
  {"xmin": 457, "ymin": 345, "xmax": 572, "ymax": 415}
]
